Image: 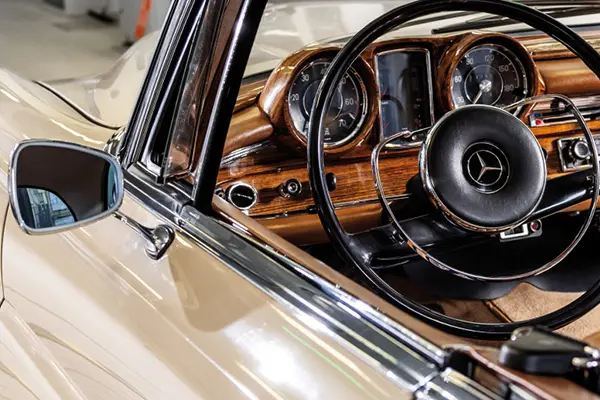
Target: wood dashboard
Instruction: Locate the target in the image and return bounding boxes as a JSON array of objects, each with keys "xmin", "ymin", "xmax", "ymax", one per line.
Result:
[{"xmin": 208, "ymin": 30, "xmax": 600, "ymax": 245}]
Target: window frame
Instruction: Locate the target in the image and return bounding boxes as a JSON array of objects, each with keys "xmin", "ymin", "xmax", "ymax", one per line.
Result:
[{"xmin": 117, "ymin": 0, "xmax": 267, "ymax": 215}]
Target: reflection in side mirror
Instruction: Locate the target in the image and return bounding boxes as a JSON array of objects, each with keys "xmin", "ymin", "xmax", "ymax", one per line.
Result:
[{"xmin": 8, "ymin": 140, "xmax": 124, "ymax": 234}]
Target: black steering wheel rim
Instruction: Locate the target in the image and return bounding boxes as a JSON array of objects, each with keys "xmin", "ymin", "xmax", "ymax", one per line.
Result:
[{"xmin": 307, "ymin": 0, "xmax": 600, "ymax": 340}]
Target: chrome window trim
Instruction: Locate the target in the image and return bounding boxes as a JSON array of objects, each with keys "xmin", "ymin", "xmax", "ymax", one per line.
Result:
[
  {"xmin": 182, "ymin": 205, "xmax": 441, "ymax": 391},
  {"xmin": 121, "ymin": 0, "xmax": 202, "ymax": 168}
]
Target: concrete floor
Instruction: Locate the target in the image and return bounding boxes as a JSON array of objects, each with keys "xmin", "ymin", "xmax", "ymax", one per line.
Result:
[{"xmin": 0, "ymin": 0, "xmax": 125, "ymax": 81}]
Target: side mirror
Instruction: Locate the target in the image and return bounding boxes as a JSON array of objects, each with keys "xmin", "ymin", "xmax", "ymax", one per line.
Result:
[{"xmin": 8, "ymin": 140, "xmax": 124, "ymax": 234}]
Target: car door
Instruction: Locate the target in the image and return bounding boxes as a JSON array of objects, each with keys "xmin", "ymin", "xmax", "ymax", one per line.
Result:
[{"xmin": 0, "ymin": 1, "xmax": 421, "ymax": 399}]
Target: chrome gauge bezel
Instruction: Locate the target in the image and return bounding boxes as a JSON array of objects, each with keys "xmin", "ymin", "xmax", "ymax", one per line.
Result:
[
  {"xmin": 286, "ymin": 58, "xmax": 369, "ymax": 149},
  {"xmin": 450, "ymin": 43, "xmax": 529, "ymax": 116}
]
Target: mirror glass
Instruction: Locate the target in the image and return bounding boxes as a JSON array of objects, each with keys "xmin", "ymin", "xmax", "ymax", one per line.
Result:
[{"xmin": 10, "ymin": 141, "xmax": 123, "ymax": 233}]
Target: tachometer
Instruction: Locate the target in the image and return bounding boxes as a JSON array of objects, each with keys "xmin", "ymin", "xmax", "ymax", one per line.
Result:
[
  {"xmin": 451, "ymin": 44, "xmax": 528, "ymax": 111},
  {"xmin": 287, "ymin": 60, "xmax": 367, "ymax": 147}
]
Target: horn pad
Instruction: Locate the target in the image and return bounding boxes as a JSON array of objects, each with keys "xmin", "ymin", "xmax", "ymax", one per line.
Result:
[{"xmin": 420, "ymin": 106, "xmax": 546, "ymax": 231}]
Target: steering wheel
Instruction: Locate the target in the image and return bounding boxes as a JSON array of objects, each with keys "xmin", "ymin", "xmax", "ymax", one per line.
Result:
[{"xmin": 307, "ymin": 0, "xmax": 600, "ymax": 340}]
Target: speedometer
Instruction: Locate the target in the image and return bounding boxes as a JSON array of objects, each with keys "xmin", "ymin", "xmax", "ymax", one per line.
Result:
[
  {"xmin": 450, "ymin": 44, "xmax": 528, "ymax": 111},
  {"xmin": 287, "ymin": 60, "xmax": 367, "ymax": 147}
]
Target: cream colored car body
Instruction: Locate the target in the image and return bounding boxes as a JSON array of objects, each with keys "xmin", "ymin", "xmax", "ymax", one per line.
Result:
[
  {"xmin": 2, "ymin": 1, "xmax": 596, "ymax": 399},
  {"xmin": 0, "ymin": 2, "xmax": 435, "ymax": 393},
  {"xmin": 0, "ymin": 69, "xmax": 417, "ymax": 398}
]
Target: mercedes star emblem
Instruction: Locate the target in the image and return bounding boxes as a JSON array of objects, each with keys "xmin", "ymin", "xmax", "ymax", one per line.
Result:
[
  {"xmin": 463, "ymin": 142, "xmax": 510, "ymax": 194},
  {"xmin": 468, "ymin": 150, "xmax": 503, "ymax": 186}
]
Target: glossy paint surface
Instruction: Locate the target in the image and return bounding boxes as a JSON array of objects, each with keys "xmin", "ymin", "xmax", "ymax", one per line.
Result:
[
  {"xmin": 44, "ymin": 32, "xmax": 158, "ymax": 128},
  {"xmin": 0, "ymin": 60, "xmax": 413, "ymax": 398}
]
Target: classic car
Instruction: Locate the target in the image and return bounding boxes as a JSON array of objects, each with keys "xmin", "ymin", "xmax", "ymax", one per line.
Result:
[{"xmin": 4, "ymin": 0, "xmax": 600, "ymax": 398}]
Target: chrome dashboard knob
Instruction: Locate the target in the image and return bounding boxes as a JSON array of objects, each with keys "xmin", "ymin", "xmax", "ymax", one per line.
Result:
[{"xmin": 569, "ymin": 139, "xmax": 591, "ymax": 161}]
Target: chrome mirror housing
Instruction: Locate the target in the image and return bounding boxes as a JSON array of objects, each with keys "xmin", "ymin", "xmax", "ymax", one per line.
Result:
[{"xmin": 8, "ymin": 140, "xmax": 124, "ymax": 235}]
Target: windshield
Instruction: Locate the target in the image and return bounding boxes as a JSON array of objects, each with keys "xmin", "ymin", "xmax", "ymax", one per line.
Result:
[{"xmin": 245, "ymin": 0, "xmax": 600, "ymax": 78}]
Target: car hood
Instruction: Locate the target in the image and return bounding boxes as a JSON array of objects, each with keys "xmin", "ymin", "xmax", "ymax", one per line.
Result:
[
  {"xmin": 41, "ymin": 1, "xmax": 599, "ymax": 128},
  {"xmin": 42, "ymin": 32, "xmax": 158, "ymax": 129}
]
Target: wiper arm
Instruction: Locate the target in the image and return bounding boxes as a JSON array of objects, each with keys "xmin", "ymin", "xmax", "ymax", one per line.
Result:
[{"xmin": 432, "ymin": 2, "xmax": 600, "ymax": 35}]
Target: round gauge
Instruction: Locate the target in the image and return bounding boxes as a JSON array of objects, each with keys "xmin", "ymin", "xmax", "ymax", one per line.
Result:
[
  {"xmin": 287, "ymin": 60, "xmax": 367, "ymax": 147},
  {"xmin": 450, "ymin": 44, "xmax": 528, "ymax": 112}
]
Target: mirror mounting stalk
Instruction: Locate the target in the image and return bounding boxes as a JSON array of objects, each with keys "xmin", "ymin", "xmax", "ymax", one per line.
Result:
[{"xmin": 114, "ymin": 211, "xmax": 174, "ymax": 260}]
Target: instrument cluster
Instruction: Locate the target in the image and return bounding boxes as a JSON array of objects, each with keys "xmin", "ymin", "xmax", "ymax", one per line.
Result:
[
  {"xmin": 274, "ymin": 33, "xmax": 538, "ymax": 155},
  {"xmin": 450, "ymin": 44, "xmax": 529, "ymax": 111},
  {"xmin": 287, "ymin": 59, "xmax": 368, "ymax": 147}
]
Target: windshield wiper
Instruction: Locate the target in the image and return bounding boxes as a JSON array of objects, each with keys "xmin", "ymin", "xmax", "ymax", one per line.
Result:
[{"xmin": 432, "ymin": 1, "xmax": 600, "ymax": 34}]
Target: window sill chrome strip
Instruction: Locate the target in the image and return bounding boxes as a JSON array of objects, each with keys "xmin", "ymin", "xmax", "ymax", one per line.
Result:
[{"xmin": 415, "ymin": 369, "xmax": 503, "ymax": 400}]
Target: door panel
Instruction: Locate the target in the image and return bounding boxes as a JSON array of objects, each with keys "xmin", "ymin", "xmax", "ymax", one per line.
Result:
[{"xmin": 2, "ymin": 194, "xmax": 407, "ymax": 399}]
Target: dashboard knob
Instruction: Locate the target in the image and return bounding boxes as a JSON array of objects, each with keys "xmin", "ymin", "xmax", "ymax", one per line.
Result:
[
  {"xmin": 326, "ymin": 173, "xmax": 337, "ymax": 192},
  {"xmin": 279, "ymin": 179, "xmax": 303, "ymax": 197},
  {"xmin": 569, "ymin": 140, "xmax": 591, "ymax": 161}
]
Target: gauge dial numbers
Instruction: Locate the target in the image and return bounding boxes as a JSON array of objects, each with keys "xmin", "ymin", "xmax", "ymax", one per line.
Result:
[
  {"xmin": 286, "ymin": 60, "xmax": 368, "ymax": 149},
  {"xmin": 450, "ymin": 44, "xmax": 528, "ymax": 112}
]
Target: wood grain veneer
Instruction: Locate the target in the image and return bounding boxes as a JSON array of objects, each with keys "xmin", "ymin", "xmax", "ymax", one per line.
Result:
[
  {"xmin": 217, "ymin": 128, "xmax": 589, "ymax": 218},
  {"xmin": 234, "ymin": 80, "xmax": 265, "ymax": 112},
  {"xmin": 217, "ymin": 150, "xmax": 417, "ymax": 217},
  {"xmin": 222, "ymin": 106, "xmax": 273, "ymax": 156},
  {"xmin": 213, "ymin": 30, "xmax": 600, "ymax": 243},
  {"xmin": 522, "ymin": 33, "xmax": 600, "ymax": 61},
  {"xmin": 214, "ymin": 126, "xmax": 599, "ymax": 245},
  {"xmin": 537, "ymin": 58, "xmax": 600, "ymax": 97}
]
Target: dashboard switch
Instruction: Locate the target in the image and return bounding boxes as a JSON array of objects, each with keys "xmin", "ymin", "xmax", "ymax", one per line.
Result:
[
  {"xmin": 557, "ymin": 137, "xmax": 598, "ymax": 172},
  {"xmin": 279, "ymin": 179, "xmax": 303, "ymax": 197}
]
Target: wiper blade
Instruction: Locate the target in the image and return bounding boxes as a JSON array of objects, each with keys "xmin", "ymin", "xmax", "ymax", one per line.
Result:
[{"xmin": 432, "ymin": 3, "xmax": 600, "ymax": 35}]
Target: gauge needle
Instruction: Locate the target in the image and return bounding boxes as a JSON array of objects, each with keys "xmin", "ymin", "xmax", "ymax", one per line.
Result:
[{"xmin": 472, "ymin": 79, "xmax": 492, "ymax": 104}]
